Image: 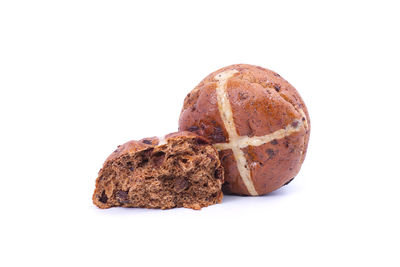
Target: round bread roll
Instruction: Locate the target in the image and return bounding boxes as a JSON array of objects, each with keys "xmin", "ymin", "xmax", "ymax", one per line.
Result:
[{"xmin": 179, "ymin": 64, "xmax": 310, "ymax": 196}]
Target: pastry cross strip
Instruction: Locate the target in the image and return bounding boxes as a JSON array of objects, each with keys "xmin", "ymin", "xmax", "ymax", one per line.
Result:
[{"xmin": 213, "ymin": 69, "xmax": 308, "ymax": 196}]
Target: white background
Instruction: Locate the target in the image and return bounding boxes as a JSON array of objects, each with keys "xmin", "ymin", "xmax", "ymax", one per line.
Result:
[{"xmin": 1, "ymin": 0, "xmax": 399, "ymax": 266}]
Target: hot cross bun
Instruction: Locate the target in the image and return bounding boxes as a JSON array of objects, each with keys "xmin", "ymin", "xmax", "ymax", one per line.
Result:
[
  {"xmin": 93, "ymin": 131, "xmax": 224, "ymax": 209},
  {"xmin": 179, "ymin": 64, "xmax": 310, "ymax": 196}
]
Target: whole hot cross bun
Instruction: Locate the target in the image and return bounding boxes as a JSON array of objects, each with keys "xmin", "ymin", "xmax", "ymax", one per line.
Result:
[{"xmin": 179, "ymin": 64, "xmax": 310, "ymax": 196}]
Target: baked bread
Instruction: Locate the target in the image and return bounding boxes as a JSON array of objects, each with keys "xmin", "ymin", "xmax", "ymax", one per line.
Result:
[
  {"xmin": 93, "ymin": 131, "xmax": 224, "ymax": 210},
  {"xmin": 179, "ymin": 64, "xmax": 310, "ymax": 196}
]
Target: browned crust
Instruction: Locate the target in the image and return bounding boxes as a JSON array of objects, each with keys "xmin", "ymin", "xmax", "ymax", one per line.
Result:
[
  {"xmin": 243, "ymin": 132, "xmax": 306, "ymax": 194},
  {"xmin": 164, "ymin": 131, "xmax": 210, "ymax": 143},
  {"xmin": 219, "ymin": 149, "xmax": 250, "ymax": 195},
  {"xmin": 105, "ymin": 131, "xmax": 211, "ymax": 163},
  {"xmin": 179, "ymin": 83, "xmax": 229, "ymax": 143}
]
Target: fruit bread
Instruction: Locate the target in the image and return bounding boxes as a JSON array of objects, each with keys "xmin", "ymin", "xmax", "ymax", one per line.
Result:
[
  {"xmin": 179, "ymin": 64, "xmax": 310, "ymax": 196},
  {"xmin": 93, "ymin": 131, "xmax": 224, "ymax": 210}
]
